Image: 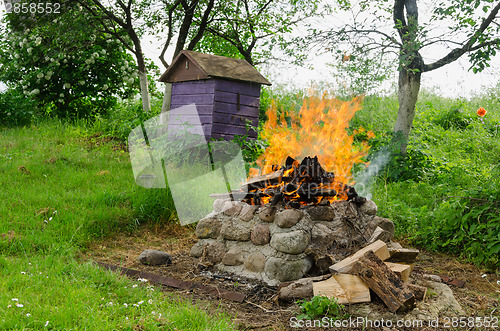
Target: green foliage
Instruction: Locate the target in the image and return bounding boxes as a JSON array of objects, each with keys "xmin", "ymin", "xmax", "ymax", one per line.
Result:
[
  {"xmin": 0, "ymin": 1, "xmax": 138, "ymax": 118},
  {"xmin": 296, "ymin": 296, "xmax": 348, "ymax": 320},
  {"xmin": 0, "ymin": 89, "xmax": 38, "ymax": 126}
]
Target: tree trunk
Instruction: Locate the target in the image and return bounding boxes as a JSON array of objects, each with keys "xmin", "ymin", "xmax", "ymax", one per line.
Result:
[
  {"xmin": 138, "ymin": 70, "xmax": 151, "ymax": 113},
  {"xmin": 394, "ymin": 67, "xmax": 421, "ymax": 154}
]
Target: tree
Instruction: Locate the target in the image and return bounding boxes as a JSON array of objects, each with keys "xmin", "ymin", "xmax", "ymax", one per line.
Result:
[
  {"xmin": 0, "ymin": 1, "xmax": 138, "ymax": 118},
  {"xmin": 309, "ymin": 0, "xmax": 500, "ymax": 153},
  {"xmin": 76, "ymin": 0, "xmax": 156, "ymax": 113}
]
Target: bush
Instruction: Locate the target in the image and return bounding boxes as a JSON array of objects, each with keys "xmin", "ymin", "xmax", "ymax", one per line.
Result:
[{"xmin": 0, "ymin": 89, "xmax": 38, "ymax": 126}]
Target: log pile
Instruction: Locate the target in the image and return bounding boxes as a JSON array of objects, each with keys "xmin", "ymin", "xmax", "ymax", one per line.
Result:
[{"xmin": 279, "ymin": 240, "xmax": 425, "ymax": 313}]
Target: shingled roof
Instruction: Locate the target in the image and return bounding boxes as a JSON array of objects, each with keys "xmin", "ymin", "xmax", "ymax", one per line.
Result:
[{"xmin": 159, "ymin": 50, "xmax": 271, "ymax": 85}]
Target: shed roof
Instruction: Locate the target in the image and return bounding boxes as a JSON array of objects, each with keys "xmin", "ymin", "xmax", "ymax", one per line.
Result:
[{"xmin": 159, "ymin": 50, "xmax": 271, "ymax": 85}]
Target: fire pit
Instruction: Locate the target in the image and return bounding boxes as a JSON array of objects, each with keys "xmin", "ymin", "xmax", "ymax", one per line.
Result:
[{"xmin": 190, "ymin": 156, "xmax": 394, "ymax": 286}]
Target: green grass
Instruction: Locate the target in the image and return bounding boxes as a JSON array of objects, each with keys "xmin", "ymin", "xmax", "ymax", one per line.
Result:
[{"xmin": 0, "ymin": 120, "xmax": 235, "ymax": 330}]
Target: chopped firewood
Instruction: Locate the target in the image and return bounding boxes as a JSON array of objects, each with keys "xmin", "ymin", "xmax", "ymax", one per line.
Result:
[
  {"xmin": 368, "ymin": 226, "xmax": 393, "ymax": 244},
  {"xmin": 240, "ymin": 170, "xmax": 283, "ymax": 191},
  {"xmin": 387, "ymin": 247, "xmax": 419, "ymax": 264},
  {"xmin": 352, "ymin": 250, "xmax": 416, "ymax": 313},
  {"xmin": 313, "ymin": 274, "xmax": 370, "ymax": 304},
  {"xmin": 407, "ymin": 284, "xmax": 427, "ymax": 301},
  {"xmin": 329, "ymin": 240, "xmax": 390, "ymax": 274},
  {"xmin": 385, "ymin": 262, "xmax": 411, "ymax": 282}
]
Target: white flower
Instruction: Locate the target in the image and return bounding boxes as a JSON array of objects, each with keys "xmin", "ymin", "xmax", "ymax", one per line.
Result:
[
  {"xmin": 58, "ymin": 99, "xmax": 64, "ymax": 103},
  {"xmin": 137, "ymin": 278, "xmax": 148, "ymax": 282},
  {"xmin": 31, "ymin": 89, "xmax": 40, "ymax": 95},
  {"xmin": 45, "ymin": 74, "xmax": 52, "ymax": 80},
  {"xmin": 15, "ymin": 54, "xmax": 20, "ymax": 59},
  {"xmin": 27, "ymin": 48, "xmax": 32, "ymax": 54},
  {"xmin": 132, "ymin": 284, "xmax": 138, "ymax": 288},
  {"xmin": 7, "ymin": 113, "xmax": 11, "ymax": 116},
  {"xmin": 26, "ymin": 313, "xmax": 31, "ymax": 317},
  {"xmin": 123, "ymin": 303, "xmax": 128, "ymax": 307},
  {"xmin": 37, "ymin": 73, "xmax": 44, "ymax": 79},
  {"xmin": 45, "ymin": 56, "xmax": 49, "ymax": 61},
  {"xmin": 12, "ymin": 298, "xmax": 19, "ymax": 301},
  {"xmin": 16, "ymin": 303, "xmax": 24, "ymax": 308},
  {"xmin": 101, "ymin": 50, "xmax": 106, "ymax": 55},
  {"xmin": 137, "ymin": 301, "xmax": 144, "ymax": 305},
  {"xmin": 35, "ymin": 37, "xmax": 42, "ymax": 45},
  {"xmin": 45, "ymin": 321, "xmax": 49, "ymax": 327},
  {"xmin": 92, "ymin": 52, "xmax": 99, "ymax": 58},
  {"xmin": 19, "ymin": 41, "xmax": 24, "ymax": 47},
  {"xmin": 7, "ymin": 305, "xmax": 12, "ymax": 308},
  {"xmin": 21, "ymin": 271, "xmax": 26, "ymax": 274},
  {"xmin": 127, "ymin": 78, "xmax": 134, "ymax": 84},
  {"xmin": 102, "ymin": 84, "xmax": 108, "ymax": 90},
  {"xmin": 59, "ymin": 93, "xmax": 64, "ymax": 98},
  {"xmin": 85, "ymin": 59, "xmax": 92, "ymax": 64},
  {"xmin": 49, "ymin": 216, "xmax": 53, "ymax": 221},
  {"xmin": 497, "ymin": 280, "xmax": 500, "ymax": 285},
  {"xmin": 482, "ymin": 274, "xmax": 487, "ymax": 278},
  {"xmin": 64, "ymin": 83, "xmax": 71, "ymax": 89},
  {"xmin": 148, "ymin": 299, "xmax": 153, "ymax": 304},
  {"xmin": 79, "ymin": 81, "xmax": 85, "ymax": 86},
  {"xmin": 53, "ymin": 210, "xmax": 57, "ymax": 214}
]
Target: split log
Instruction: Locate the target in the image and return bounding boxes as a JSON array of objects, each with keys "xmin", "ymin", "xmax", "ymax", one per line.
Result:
[
  {"xmin": 241, "ymin": 170, "xmax": 283, "ymax": 191},
  {"xmin": 313, "ymin": 274, "xmax": 370, "ymax": 304},
  {"xmin": 387, "ymin": 247, "xmax": 420, "ymax": 264},
  {"xmin": 352, "ymin": 250, "xmax": 415, "ymax": 313},
  {"xmin": 385, "ymin": 262, "xmax": 411, "ymax": 282},
  {"xmin": 407, "ymin": 284, "xmax": 427, "ymax": 301},
  {"xmin": 329, "ymin": 240, "xmax": 390, "ymax": 274}
]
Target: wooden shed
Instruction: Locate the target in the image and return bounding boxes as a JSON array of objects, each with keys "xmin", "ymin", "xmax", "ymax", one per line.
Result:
[{"xmin": 159, "ymin": 50, "xmax": 271, "ymax": 140}]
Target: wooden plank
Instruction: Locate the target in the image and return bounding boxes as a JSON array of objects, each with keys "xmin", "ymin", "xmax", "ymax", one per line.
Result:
[
  {"xmin": 172, "ymin": 81, "xmax": 216, "ymax": 95},
  {"xmin": 212, "ymin": 132, "xmax": 257, "ymax": 140},
  {"xmin": 387, "ymin": 247, "xmax": 420, "ymax": 264},
  {"xmin": 407, "ymin": 284, "xmax": 427, "ymax": 301},
  {"xmin": 313, "ymin": 276, "xmax": 348, "ymax": 304},
  {"xmin": 214, "ymin": 91, "xmax": 259, "ymax": 107},
  {"xmin": 167, "ymin": 114, "xmax": 212, "ymax": 126},
  {"xmin": 214, "ymin": 79, "xmax": 261, "ymax": 97},
  {"xmin": 329, "ymin": 240, "xmax": 390, "ymax": 274},
  {"xmin": 241, "ymin": 170, "xmax": 282, "ymax": 191},
  {"xmin": 352, "ymin": 250, "xmax": 415, "ymax": 313},
  {"xmin": 212, "ymin": 123, "xmax": 256, "ymax": 136},
  {"xmin": 170, "ymin": 104, "xmax": 214, "ymax": 115},
  {"xmin": 385, "ymin": 262, "xmax": 411, "ymax": 282},
  {"xmin": 214, "ymin": 102, "xmax": 259, "ymax": 116},
  {"xmin": 212, "ymin": 113, "xmax": 258, "ymax": 127},
  {"xmin": 171, "ymin": 93, "xmax": 215, "ymax": 106}
]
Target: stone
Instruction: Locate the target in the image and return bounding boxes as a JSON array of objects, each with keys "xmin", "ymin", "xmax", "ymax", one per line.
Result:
[
  {"xmin": 304, "ymin": 206, "xmax": 336, "ymax": 221},
  {"xmin": 222, "ymin": 247, "xmax": 244, "ymax": 266},
  {"xmin": 201, "ymin": 241, "xmax": 226, "ymax": 264},
  {"xmin": 275, "ymin": 209, "xmax": 303, "ymax": 228},
  {"xmin": 190, "ymin": 241, "xmax": 204, "ymax": 258},
  {"xmin": 368, "ymin": 226, "xmax": 393, "ymax": 244},
  {"xmin": 222, "ymin": 201, "xmax": 242, "ymax": 216},
  {"xmin": 244, "ymin": 252, "xmax": 266, "ymax": 272},
  {"xmin": 238, "ymin": 204, "xmax": 259, "ymax": 222},
  {"xmin": 195, "ymin": 217, "xmax": 222, "ymax": 239},
  {"xmin": 213, "ymin": 198, "xmax": 229, "ymax": 212},
  {"xmin": 265, "ymin": 257, "xmax": 312, "ymax": 282},
  {"xmin": 270, "ymin": 230, "xmax": 310, "ymax": 254},
  {"xmin": 251, "ymin": 224, "xmax": 270, "ymax": 245},
  {"xmin": 311, "ymin": 223, "xmax": 334, "ymax": 244},
  {"xmin": 221, "ymin": 220, "xmax": 251, "ymax": 241},
  {"xmin": 258, "ymin": 205, "xmax": 276, "ymax": 222},
  {"xmin": 359, "ymin": 199, "xmax": 377, "ymax": 216},
  {"xmin": 372, "ymin": 216, "xmax": 395, "ymax": 237},
  {"xmin": 138, "ymin": 249, "xmax": 172, "ymax": 266}
]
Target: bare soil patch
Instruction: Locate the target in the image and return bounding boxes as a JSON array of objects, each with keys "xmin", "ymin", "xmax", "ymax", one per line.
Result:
[{"xmin": 83, "ymin": 224, "xmax": 500, "ymax": 330}]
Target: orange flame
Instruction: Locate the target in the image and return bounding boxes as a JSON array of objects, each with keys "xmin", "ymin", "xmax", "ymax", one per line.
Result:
[{"xmin": 251, "ymin": 91, "xmax": 372, "ymax": 186}]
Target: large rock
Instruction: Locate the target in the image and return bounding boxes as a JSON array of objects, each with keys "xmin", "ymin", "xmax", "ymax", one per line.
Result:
[
  {"xmin": 359, "ymin": 199, "xmax": 377, "ymax": 216},
  {"xmin": 222, "ymin": 201, "xmax": 243, "ymax": 216},
  {"xmin": 138, "ymin": 249, "xmax": 172, "ymax": 266},
  {"xmin": 265, "ymin": 257, "xmax": 312, "ymax": 282},
  {"xmin": 202, "ymin": 241, "xmax": 226, "ymax": 264},
  {"xmin": 270, "ymin": 230, "xmax": 310, "ymax": 254},
  {"xmin": 238, "ymin": 204, "xmax": 259, "ymax": 222},
  {"xmin": 251, "ymin": 224, "xmax": 270, "ymax": 245},
  {"xmin": 221, "ymin": 220, "xmax": 251, "ymax": 241},
  {"xmin": 258, "ymin": 205, "xmax": 276, "ymax": 222},
  {"xmin": 244, "ymin": 252, "xmax": 266, "ymax": 272},
  {"xmin": 222, "ymin": 247, "xmax": 244, "ymax": 266},
  {"xmin": 304, "ymin": 206, "xmax": 336, "ymax": 221},
  {"xmin": 195, "ymin": 217, "xmax": 222, "ymax": 239},
  {"xmin": 275, "ymin": 209, "xmax": 303, "ymax": 228}
]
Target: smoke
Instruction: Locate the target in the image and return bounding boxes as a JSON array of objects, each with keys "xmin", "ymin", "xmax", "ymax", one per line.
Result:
[{"xmin": 353, "ymin": 147, "xmax": 392, "ymax": 200}]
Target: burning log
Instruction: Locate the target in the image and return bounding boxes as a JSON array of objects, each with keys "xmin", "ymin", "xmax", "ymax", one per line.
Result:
[{"xmin": 238, "ymin": 156, "xmax": 359, "ymax": 208}]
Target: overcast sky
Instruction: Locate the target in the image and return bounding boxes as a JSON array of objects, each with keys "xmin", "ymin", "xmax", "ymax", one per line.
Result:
[{"xmin": 2, "ymin": 1, "xmax": 500, "ymax": 98}]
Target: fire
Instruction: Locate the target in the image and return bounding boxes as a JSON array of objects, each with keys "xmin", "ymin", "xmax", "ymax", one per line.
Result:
[{"xmin": 251, "ymin": 91, "xmax": 372, "ymax": 187}]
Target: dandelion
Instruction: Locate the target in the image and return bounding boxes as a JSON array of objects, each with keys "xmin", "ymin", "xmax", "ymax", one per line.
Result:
[
  {"xmin": 477, "ymin": 107, "xmax": 487, "ymax": 117},
  {"xmin": 482, "ymin": 274, "xmax": 487, "ymax": 278}
]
